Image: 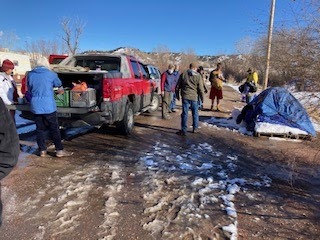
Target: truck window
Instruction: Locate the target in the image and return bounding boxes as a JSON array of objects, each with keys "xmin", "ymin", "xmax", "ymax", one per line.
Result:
[
  {"xmin": 139, "ymin": 63, "xmax": 149, "ymax": 80},
  {"xmin": 130, "ymin": 60, "xmax": 141, "ymax": 79},
  {"xmin": 74, "ymin": 57, "xmax": 121, "ymax": 71},
  {"xmin": 148, "ymin": 66, "xmax": 160, "ymax": 79},
  {"xmin": 155, "ymin": 69, "xmax": 161, "ymax": 79}
]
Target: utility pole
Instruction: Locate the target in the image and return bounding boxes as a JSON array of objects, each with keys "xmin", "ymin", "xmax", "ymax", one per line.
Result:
[{"xmin": 263, "ymin": 0, "xmax": 276, "ymax": 90}]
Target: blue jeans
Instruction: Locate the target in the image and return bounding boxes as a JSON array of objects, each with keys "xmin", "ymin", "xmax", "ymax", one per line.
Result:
[
  {"xmin": 34, "ymin": 112, "xmax": 63, "ymax": 151},
  {"xmin": 170, "ymin": 92, "xmax": 176, "ymax": 110},
  {"xmin": 181, "ymin": 99, "xmax": 199, "ymax": 133}
]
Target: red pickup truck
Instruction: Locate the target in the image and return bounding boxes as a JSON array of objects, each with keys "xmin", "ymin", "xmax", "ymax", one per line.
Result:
[{"xmin": 17, "ymin": 53, "xmax": 160, "ymax": 135}]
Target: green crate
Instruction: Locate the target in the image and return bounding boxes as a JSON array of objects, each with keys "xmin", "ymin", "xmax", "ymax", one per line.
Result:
[{"xmin": 54, "ymin": 89, "xmax": 70, "ymax": 107}]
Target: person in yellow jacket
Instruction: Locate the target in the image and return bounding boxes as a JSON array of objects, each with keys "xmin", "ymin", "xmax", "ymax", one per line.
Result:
[
  {"xmin": 243, "ymin": 68, "xmax": 258, "ymax": 103},
  {"xmin": 246, "ymin": 68, "xmax": 258, "ymax": 85}
]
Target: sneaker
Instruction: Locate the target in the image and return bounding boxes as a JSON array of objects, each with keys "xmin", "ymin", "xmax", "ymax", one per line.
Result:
[
  {"xmin": 192, "ymin": 128, "xmax": 199, "ymax": 133},
  {"xmin": 176, "ymin": 130, "xmax": 186, "ymax": 136},
  {"xmin": 56, "ymin": 150, "xmax": 74, "ymax": 158},
  {"xmin": 40, "ymin": 150, "xmax": 47, "ymax": 157}
]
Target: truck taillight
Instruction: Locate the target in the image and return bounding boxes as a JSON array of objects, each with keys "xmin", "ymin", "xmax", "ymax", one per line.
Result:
[{"xmin": 103, "ymin": 79, "xmax": 112, "ymax": 98}]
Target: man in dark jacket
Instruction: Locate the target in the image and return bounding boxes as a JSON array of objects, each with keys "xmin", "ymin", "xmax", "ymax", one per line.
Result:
[
  {"xmin": 161, "ymin": 64, "xmax": 176, "ymax": 119},
  {"xmin": 175, "ymin": 63, "xmax": 205, "ymax": 135},
  {"xmin": 0, "ymin": 98, "xmax": 19, "ymax": 226}
]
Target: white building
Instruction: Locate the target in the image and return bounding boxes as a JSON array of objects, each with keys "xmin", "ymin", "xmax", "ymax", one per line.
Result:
[{"xmin": 0, "ymin": 51, "xmax": 31, "ymax": 82}]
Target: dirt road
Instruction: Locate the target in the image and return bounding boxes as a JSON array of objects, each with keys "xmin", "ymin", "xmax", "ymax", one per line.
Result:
[{"xmin": 1, "ymin": 86, "xmax": 319, "ymax": 240}]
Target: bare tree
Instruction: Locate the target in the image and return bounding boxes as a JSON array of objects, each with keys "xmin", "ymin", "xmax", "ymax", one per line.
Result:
[
  {"xmin": 25, "ymin": 39, "xmax": 66, "ymax": 57},
  {"xmin": 235, "ymin": 36, "xmax": 255, "ymax": 55},
  {"xmin": 24, "ymin": 38, "xmax": 67, "ymax": 67},
  {"xmin": 152, "ymin": 45, "xmax": 174, "ymax": 72},
  {"xmin": 61, "ymin": 17, "xmax": 86, "ymax": 55},
  {"xmin": 179, "ymin": 48, "xmax": 198, "ymax": 72},
  {"xmin": 250, "ymin": 0, "xmax": 320, "ymax": 89}
]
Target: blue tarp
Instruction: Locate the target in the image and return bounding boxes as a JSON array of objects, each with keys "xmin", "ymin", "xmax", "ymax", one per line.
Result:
[{"xmin": 246, "ymin": 87, "xmax": 316, "ymax": 136}]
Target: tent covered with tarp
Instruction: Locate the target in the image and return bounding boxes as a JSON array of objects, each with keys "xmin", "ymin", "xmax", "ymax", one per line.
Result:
[{"xmin": 237, "ymin": 87, "xmax": 316, "ymax": 137}]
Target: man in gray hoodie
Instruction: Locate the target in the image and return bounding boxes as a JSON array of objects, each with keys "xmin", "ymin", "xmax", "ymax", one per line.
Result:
[
  {"xmin": 175, "ymin": 63, "xmax": 205, "ymax": 136},
  {"xmin": 0, "ymin": 98, "xmax": 19, "ymax": 226}
]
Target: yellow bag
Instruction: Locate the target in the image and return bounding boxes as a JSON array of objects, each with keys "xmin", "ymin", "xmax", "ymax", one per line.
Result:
[{"xmin": 213, "ymin": 78, "xmax": 223, "ymax": 90}]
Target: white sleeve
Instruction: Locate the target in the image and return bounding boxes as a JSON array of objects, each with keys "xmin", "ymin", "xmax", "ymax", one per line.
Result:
[{"xmin": 0, "ymin": 76, "xmax": 13, "ymax": 105}]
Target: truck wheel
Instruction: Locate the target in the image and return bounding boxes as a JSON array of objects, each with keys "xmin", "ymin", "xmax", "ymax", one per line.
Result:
[
  {"xmin": 117, "ymin": 102, "xmax": 134, "ymax": 135},
  {"xmin": 147, "ymin": 93, "xmax": 160, "ymax": 113}
]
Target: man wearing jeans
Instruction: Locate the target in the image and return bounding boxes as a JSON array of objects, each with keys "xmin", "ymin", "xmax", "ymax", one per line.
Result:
[
  {"xmin": 175, "ymin": 63, "xmax": 205, "ymax": 136},
  {"xmin": 27, "ymin": 57, "xmax": 73, "ymax": 158}
]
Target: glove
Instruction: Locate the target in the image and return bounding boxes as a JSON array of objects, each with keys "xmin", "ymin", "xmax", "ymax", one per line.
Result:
[{"xmin": 55, "ymin": 86, "xmax": 65, "ymax": 94}]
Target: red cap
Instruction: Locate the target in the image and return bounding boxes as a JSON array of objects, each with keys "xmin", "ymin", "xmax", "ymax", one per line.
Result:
[{"xmin": 1, "ymin": 59, "xmax": 15, "ymax": 71}]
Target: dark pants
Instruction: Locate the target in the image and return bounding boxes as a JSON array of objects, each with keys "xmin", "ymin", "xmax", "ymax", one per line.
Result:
[
  {"xmin": 34, "ymin": 112, "xmax": 63, "ymax": 151},
  {"xmin": 162, "ymin": 91, "xmax": 173, "ymax": 118}
]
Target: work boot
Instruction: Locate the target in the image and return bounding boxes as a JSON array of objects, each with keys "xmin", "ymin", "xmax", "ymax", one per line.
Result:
[
  {"xmin": 40, "ymin": 150, "xmax": 47, "ymax": 157},
  {"xmin": 176, "ymin": 130, "xmax": 186, "ymax": 136},
  {"xmin": 56, "ymin": 150, "xmax": 74, "ymax": 158}
]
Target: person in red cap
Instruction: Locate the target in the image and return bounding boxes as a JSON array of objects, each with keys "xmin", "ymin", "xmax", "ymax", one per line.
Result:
[{"xmin": 0, "ymin": 59, "xmax": 19, "ymax": 122}]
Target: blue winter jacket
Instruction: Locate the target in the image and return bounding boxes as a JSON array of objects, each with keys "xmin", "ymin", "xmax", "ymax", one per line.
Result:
[
  {"xmin": 27, "ymin": 66, "xmax": 62, "ymax": 114},
  {"xmin": 161, "ymin": 70, "xmax": 177, "ymax": 92}
]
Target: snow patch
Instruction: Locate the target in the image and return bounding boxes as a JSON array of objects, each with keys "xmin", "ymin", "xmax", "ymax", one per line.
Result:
[{"xmin": 139, "ymin": 142, "xmax": 272, "ymax": 239}]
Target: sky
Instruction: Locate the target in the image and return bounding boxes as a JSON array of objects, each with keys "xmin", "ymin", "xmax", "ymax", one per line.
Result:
[{"xmin": 0, "ymin": 0, "xmax": 307, "ymax": 55}]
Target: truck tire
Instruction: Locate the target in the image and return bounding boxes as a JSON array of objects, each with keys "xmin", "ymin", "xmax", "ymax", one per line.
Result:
[
  {"xmin": 147, "ymin": 93, "xmax": 160, "ymax": 113},
  {"xmin": 117, "ymin": 102, "xmax": 134, "ymax": 135}
]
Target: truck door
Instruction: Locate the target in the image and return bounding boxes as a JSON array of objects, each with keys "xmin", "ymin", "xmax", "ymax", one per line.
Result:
[{"xmin": 137, "ymin": 62, "xmax": 152, "ymax": 108}]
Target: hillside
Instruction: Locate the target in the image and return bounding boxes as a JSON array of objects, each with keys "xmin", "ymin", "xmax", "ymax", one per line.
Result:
[{"xmin": 82, "ymin": 47, "xmax": 243, "ymax": 70}]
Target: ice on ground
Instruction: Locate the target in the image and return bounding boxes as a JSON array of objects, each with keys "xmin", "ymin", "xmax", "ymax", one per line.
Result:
[
  {"xmin": 255, "ymin": 122, "xmax": 308, "ymax": 135},
  {"xmin": 4, "ymin": 161, "xmax": 124, "ymax": 239},
  {"xmin": 139, "ymin": 142, "xmax": 272, "ymax": 239},
  {"xmin": 222, "ymin": 222, "xmax": 238, "ymax": 240}
]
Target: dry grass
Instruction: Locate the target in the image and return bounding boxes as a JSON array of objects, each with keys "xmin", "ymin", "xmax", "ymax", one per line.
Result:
[{"xmin": 307, "ymin": 107, "xmax": 320, "ymax": 122}]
